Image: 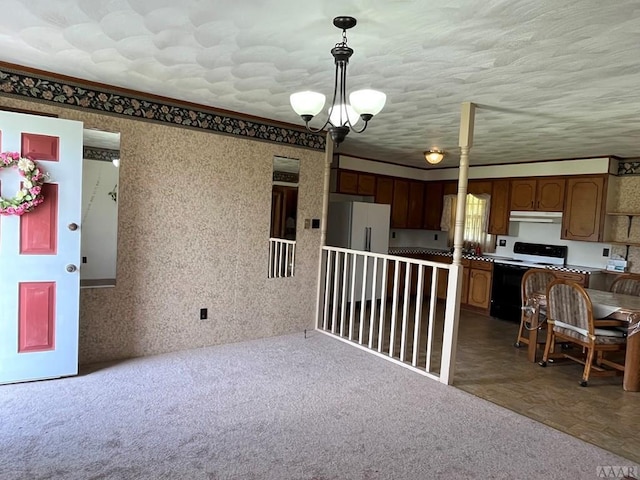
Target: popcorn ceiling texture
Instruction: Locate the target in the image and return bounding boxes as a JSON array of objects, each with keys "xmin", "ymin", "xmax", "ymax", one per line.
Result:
[
  {"xmin": 0, "ymin": 95, "xmax": 325, "ymax": 364},
  {"xmin": 2, "ymin": 1, "xmax": 640, "ymax": 168}
]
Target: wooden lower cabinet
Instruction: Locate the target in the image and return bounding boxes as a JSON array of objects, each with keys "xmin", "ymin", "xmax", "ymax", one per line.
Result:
[
  {"xmin": 386, "ymin": 254, "xmax": 493, "ymax": 314},
  {"xmin": 466, "ymin": 260, "xmax": 493, "ymax": 310},
  {"xmin": 467, "ymin": 269, "xmax": 492, "ymax": 309}
]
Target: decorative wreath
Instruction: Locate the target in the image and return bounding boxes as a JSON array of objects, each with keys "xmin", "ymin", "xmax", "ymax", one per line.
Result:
[{"xmin": 0, "ymin": 151, "xmax": 46, "ymax": 216}]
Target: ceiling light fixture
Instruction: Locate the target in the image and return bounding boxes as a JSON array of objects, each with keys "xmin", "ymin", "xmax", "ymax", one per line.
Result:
[
  {"xmin": 289, "ymin": 16, "xmax": 386, "ymax": 146},
  {"xmin": 424, "ymin": 150, "xmax": 445, "ymax": 165}
]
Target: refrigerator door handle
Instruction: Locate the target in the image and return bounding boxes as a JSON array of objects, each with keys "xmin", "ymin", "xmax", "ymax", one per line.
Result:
[{"xmin": 365, "ymin": 227, "xmax": 372, "ymax": 252}]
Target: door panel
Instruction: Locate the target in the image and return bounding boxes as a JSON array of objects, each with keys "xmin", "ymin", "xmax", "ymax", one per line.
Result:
[
  {"xmin": 0, "ymin": 110, "xmax": 83, "ymax": 384},
  {"xmin": 18, "ymin": 282, "xmax": 56, "ymax": 353}
]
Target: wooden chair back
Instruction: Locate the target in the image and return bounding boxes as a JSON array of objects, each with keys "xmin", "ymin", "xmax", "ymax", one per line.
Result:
[
  {"xmin": 610, "ymin": 274, "xmax": 640, "ymax": 296},
  {"xmin": 521, "ymin": 269, "xmax": 556, "ymax": 307},
  {"xmin": 546, "ymin": 279, "xmax": 595, "ymax": 337}
]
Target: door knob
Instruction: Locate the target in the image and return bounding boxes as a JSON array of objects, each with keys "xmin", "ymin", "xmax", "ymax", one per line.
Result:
[
  {"xmin": 66, "ymin": 264, "xmax": 77, "ymax": 273},
  {"xmin": 68, "ymin": 223, "xmax": 78, "ymax": 231}
]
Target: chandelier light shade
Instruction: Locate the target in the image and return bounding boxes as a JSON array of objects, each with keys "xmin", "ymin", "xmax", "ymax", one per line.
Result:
[
  {"xmin": 289, "ymin": 16, "xmax": 386, "ymax": 146},
  {"xmin": 424, "ymin": 150, "xmax": 445, "ymax": 165}
]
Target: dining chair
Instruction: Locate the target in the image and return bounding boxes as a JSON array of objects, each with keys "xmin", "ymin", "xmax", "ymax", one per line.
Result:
[
  {"xmin": 610, "ymin": 274, "xmax": 640, "ymax": 296},
  {"xmin": 539, "ymin": 279, "xmax": 627, "ymax": 387},
  {"xmin": 514, "ymin": 269, "xmax": 557, "ymax": 351}
]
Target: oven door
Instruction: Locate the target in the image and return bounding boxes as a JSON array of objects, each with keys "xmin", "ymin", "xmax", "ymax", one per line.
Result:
[{"xmin": 490, "ymin": 263, "xmax": 530, "ymax": 321}]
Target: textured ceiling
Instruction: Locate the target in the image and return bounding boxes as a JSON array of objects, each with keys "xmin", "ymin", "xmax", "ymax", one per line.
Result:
[{"xmin": 2, "ymin": 0, "xmax": 640, "ymax": 168}]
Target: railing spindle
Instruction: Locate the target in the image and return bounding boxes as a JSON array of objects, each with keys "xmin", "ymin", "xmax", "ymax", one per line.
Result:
[
  {"xmin": 425, "ymin": 266, "xmax": 439, "ymax": 372},
  {"xmin": 331, "ymin": 250, "xmax": 341, "ymax": 334},
  {"xmin": 378, "ymin": 258, "xmax": 388, "ymax": 353},
  {"xmin": 358, "ymin": 253, "xmax": 368, "ymax": 345},
  {"xmin": 368, "ymin": 257, "xmax": 378, "ymax": 349},
  {"xmin": 400, "ymin": 261, "xmax": 411, "ymax": 362},
  {"xmin": 389, "ymin": 259, "xmax": 400, "ymax": 358},
  {"xmin": 412, "ymin": 264, "xmax": 424, "ymax": 367}
]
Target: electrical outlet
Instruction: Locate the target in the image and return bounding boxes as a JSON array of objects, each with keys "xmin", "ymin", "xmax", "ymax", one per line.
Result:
[
  {"xmin": 434, "ymin": 234, "xmax": 438, "ymax": 241},
  {"xmin": 312, "ymin": 219, "xmax": 320, "ymax": 229},
  {"xmin": 82, "ymin": 256, "xmax": 87, "ymax": 263},
  {"xmin": 392, "ymin": 231, "xmax": 396, "ymax": 239},
  {"xmin": 499, "ymin": 239, "xmax": 507, "ymax": 247},
  {"xmin": 603, "ymin": 248, "xmax": 610, "ymax": 257},
  {"xmin": 200, "ymin": 308, "xmax": 208, "ymax": 320},
  {"xmin": 304, "ymin": 219, "xmax": 311, "ymax": 229}
]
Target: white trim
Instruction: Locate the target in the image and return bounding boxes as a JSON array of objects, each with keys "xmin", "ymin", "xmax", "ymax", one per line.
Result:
[{"xmin": 338, "ymin": 154, "xmax": 613, "ymax": 181}]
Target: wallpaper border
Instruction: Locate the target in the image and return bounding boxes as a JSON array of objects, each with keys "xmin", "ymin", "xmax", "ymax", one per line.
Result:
[
  {"xmin": 83, "ymin": 146, "xmax": 120, "ymax": 162},
  {"xmin": 618, "ymin": 161, "xmax": 640, "ymax": 176},
  {"xmin": 0, "ymin": 65, "xmax": 325, "ymax": 151}
]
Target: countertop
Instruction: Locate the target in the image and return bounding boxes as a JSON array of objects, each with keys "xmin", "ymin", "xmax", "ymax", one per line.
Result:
[{"xmin": 387, "ymin": 246, "xmax": 604, "ymax": 275}]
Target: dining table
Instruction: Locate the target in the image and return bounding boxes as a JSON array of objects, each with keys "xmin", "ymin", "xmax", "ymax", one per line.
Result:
[{"xmin": 526, "ymin": 288, "xmax": 640, "ymax": 392}]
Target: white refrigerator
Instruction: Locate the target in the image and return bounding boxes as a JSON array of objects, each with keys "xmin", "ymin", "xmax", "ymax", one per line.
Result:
[{"xmin": 326, "ymin": 201, "xmax": 391, "ymax": 301}]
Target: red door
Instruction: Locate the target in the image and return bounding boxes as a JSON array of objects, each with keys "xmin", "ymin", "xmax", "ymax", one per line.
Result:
[{"xmin": 0, "ymin": 110, "xmax": 83, "ymax": 384}]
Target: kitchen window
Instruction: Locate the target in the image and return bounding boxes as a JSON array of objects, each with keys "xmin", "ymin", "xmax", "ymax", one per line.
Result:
[{"xmin": 441, "ymin": 193, "xmax": 495, "ymax": 253}]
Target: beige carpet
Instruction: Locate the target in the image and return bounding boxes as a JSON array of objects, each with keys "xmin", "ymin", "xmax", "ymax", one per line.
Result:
[{"xmin": 0, "ymin": 331, "xmax": 635, "ymax": 479}]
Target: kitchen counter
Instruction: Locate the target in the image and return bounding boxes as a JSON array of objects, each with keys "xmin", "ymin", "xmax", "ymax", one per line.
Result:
[
  {"xmin": 389, "ymin": 247, "xmax": 502, "ymax": 263},
  {"xmin": 388, "ymin": 246, "xmax": 603, "ymax": 275}
]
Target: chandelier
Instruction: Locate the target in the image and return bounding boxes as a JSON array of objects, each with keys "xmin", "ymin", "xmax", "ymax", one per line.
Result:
[{"xmin": 289, "ymin": 16, "xmax": 386, "ymax": 146}]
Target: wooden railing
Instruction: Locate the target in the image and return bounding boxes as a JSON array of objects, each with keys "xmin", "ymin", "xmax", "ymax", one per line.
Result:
[
  {"xmin": 316, "ymin": 246, "xmax": 462, "ymax": 384},
  {"xmin": 268, "ymin": 238, "xmax": 296, "ymax": 278}
]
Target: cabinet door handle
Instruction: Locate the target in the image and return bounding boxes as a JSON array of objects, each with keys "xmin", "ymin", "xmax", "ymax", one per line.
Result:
[{"xmin": 365, "ymin": 227, "xmax": 372, "ymax": 252}]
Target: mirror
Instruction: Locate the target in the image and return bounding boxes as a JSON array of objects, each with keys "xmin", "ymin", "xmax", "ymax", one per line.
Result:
[
  {"xmin": 80, "ymin": 128, "xmax": 120, "ymax": 287},
  {"xmin": 268, "ymin": 156, "xmax": 299, "ymax": 278}
]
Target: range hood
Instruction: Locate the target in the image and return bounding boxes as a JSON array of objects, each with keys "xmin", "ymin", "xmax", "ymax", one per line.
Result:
[{"xmin": 509, "ymin": 211, "xmax": 563, "ymax": 223}]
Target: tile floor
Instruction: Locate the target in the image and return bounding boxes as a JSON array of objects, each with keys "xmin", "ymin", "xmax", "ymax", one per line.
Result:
[{"xmin": 454, "ymin": 309, "xmax": 639, "ymax": 464}]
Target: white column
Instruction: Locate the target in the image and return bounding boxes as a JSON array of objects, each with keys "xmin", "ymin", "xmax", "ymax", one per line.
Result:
[
  {"xmin": 452, "ymin": 102, "xmax": 475, "ymax": 266},
  {"xmin": 441, "ymin": 102, "xmax": 475, "ymax": 385}
]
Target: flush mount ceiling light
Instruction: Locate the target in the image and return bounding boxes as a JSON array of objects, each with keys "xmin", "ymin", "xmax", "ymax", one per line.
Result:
[
  {"xmin": 424, "ymin": 150, "xmax": 445, "ymax": 165},
  {"xmin": 289, "ymin": 16, "xmax": 386, "ymax": 146}
]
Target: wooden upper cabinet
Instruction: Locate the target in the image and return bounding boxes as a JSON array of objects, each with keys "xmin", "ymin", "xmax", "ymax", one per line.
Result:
[
  {"xmin": 337, "ymin": 170, "xmax": 359, "ymax": 194},
  {"xmin": 510, "ymin": 177, "xmax": 566, "ymax": 212},
  {"xmin": 488, "ymin": 179, "xmax": 510, "ymax": 235},
  {"xmin": 536, "ymin": 178, "xmax": 565, "ymax": 211},
  {"xmin": 423, "ymin": 181, "xmax": 444, "ymax": 230},
  {"xmin": 562, "ymin": 175, "xmax": 606, "ymax": 242},
  {"xmin": 468, "ymin": 180, "xmax": 492, "ymax": 195},
  {"xmin": 510, "ymin": 179, "xmax": 537, "ymax": 211},
  {"xmin": 337, "ymin": 169, "xmax": 376, "ymax": 196},
  {"xmin": 375, "ymin": 176, "xmax": 394, "ymax": 205},
  {"xmin": 357, "ymin": 173, "xmax": 376, "ymax": 196},
  {"xmin": 407, "ymin": 181, "xmax": 425, "ymax": 229},
  {"xmin": 443, "ymin": 181, "xmax": 457, "ymax": 196},
  {"xmin": 391, "ymin": 179, "xmax": 409, "ymax": 228}
]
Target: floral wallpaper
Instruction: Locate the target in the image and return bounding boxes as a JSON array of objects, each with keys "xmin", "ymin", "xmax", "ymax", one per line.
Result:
[{"xmin": 0, "ymin": 65, "xmax": 325, "ymax": 151}]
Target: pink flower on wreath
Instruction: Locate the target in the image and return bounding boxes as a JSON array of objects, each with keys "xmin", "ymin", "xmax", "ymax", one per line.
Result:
[
  {"xmin": 30, "ymin": 186, "xmax": 41, "ymax": 196},
  {"xmin": 15, "ymin": 205, "xmax": 25, "ymax": 215},
  {"xmin": 5, "ymin": 206, "xmax": 16, "ymax": 215}
]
